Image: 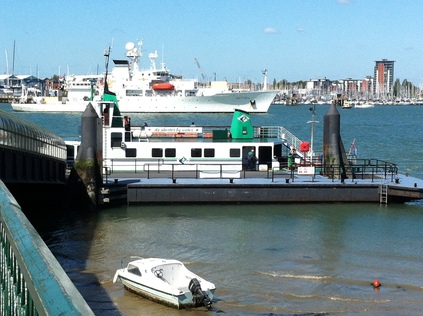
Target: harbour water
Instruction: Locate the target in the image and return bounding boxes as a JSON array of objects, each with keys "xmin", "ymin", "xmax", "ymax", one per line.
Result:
[{"xmin": 1, "ymin": 103, "xmax": 423, "ymax": 315}]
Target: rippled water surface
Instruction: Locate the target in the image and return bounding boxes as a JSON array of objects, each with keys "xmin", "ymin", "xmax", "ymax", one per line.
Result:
[
  {"xmin": 2, "ymin": 103, "xmax": 423, "ymax": 315},
  {"xmin": 34, "ymin": 202, "xmax": 423, "ymax": 315}
]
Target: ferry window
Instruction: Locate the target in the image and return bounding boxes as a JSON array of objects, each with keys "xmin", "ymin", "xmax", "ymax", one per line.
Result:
[
  {"xmin": 126, "ymin": 148, "xmax": 136, "ymax": 157},
  {"xmin": 230, "ymin": 148, "xmax": 241, "ymax": 157},
  {"xmin": 126, "ymin": 89, "xmax": 143, "ymax": 96},
  {"xmin": 191, "ymin": 148, "xmax": 202, "ymax": 157},
  {"xmin": 66, "ymin": 145, "xmax": 75, "ymax": 160},
  {"xmin": 152, "ymin": 148, "xmax": 163, "ymax": 157},
  {"xmin": 111, "ymin": 132, "xmax": 122, "ymax": 148},
  {"xmin": 274, "ymin": 144, "xmax": 282, "ymax": 157},
  {"xmin": 165, "ymin": 148, "xmax": 176, "ymax": 157},
  {"xmin": 204, "ymin": 148, "xmax": 215, "ymax": 157}
]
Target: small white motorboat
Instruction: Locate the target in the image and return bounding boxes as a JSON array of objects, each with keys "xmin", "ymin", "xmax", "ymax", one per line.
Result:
[
  {"xmin": 354, "ymin": 101, "xmax": 375, "ymax": 108},
  {"xmin": 113, "ymin": 257, "xmax": 216, "ymax": 309}
]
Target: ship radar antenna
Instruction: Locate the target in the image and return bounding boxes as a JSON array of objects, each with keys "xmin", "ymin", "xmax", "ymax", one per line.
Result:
[
  {"xmin": 149, "ymin": 51, "xmax": 158, "ymax": 71},
  {"xmin": 125, "ymin": 40, "xmax": 142, "ymax": 72}
]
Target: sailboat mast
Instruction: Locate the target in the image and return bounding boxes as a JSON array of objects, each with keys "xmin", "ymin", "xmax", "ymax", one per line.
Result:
[
  {"xmin": 5, "ymin": 49, "xmax": 9, "ymax": 75},
  {"xmin": 12, "ymin": 40, "xmax": 15, "ymax": 76},
  {"xmin": 4, "ymin": 49, "xmax": 9, "ymax": 87}
]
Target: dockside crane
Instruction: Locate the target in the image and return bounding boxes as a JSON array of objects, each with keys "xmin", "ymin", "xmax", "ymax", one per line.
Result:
[{"xmin": 194, "ymin": 58, "xmax": 207, "ymax": 84}]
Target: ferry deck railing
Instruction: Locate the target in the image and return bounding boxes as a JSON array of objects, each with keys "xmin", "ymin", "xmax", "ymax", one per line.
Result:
[
  {"xmin": 0, "ymin": 181, "xmax": 94, "ymax": 316},
  {"xmin": 103, "ymin": 158, "xmax": 398, "ymax": 184},
  {"xmin": 271, "ymin": 158, "xmax": 398, "ymax": 183},
  {"xmin": 104, "ymin": 162, "xmax": 247, "ymax": 183}
]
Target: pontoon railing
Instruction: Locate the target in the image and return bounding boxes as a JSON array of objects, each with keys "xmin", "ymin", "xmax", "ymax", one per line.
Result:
[
  {"xmin": 271, "ymin": 158, "xmax": 398, "ymax": 183},
  {"xmin": 103, "ymin": 158, "xmax": 398, "ymax": 184}
]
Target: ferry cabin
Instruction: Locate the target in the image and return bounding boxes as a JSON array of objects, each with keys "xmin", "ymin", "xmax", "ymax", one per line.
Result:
[{"xmin": 97, "ymin": 102, "xmax": 285, "ymax": 173}]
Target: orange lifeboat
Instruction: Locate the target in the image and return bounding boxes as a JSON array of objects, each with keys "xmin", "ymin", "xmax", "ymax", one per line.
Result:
[{"xmin": 152, "ymin": 83, "xmax": 175, "ymax": 91}]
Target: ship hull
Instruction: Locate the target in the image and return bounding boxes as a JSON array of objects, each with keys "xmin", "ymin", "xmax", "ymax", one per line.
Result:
[{"xmin": 11, "ymin": 90, "xmax": 276, "ymax": 113}]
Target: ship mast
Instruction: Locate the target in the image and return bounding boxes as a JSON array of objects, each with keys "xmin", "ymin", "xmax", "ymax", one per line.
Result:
[
  {"xmin": 103, "ymin": 45, "xmax": 112, "ymax": 94},
  {"xmin": 262, "ymin": 69, "xmax": 268, "ymax": 91}
]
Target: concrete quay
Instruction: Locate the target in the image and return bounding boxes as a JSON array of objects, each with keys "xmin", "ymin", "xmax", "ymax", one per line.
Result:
[{"xmin": 102, "ymin": 170, "xmax": 423, "ymax": 205}]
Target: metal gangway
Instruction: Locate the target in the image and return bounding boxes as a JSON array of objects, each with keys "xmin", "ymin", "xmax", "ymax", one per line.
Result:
[{"xmin": 255, "ymin": 126, "xmax": 304, "ymax": 158}]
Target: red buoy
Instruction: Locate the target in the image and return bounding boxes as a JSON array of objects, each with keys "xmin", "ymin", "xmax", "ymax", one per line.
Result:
[{"xmin": 372, "ymin": 279, "xmax": 381, "ymax": 287}]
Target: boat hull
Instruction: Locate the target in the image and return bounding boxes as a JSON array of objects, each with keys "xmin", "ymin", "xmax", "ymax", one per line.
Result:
[
  {"xmin": 11, "ymin": 91, "xmax": 276, "ymax": 113},
  {"xmin": 116, "ymin": 90, "xmax": 276, "ymax": 113},
  {"xmin": 119, "ymin": 276, "xmax": 215, "ymax": 309},
  {"xmin": 113, "ymin": 258, "xmax": 215, "ymax": 309},
  {"xmin": 11, "ymin": 101, "xmax": 90, "ymax": 112},
  {"xmin": 354, "ymin": 102, "xmax": 375, "ymax": 108}
]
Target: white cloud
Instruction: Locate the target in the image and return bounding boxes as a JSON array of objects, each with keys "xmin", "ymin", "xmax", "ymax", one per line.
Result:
[
  {"xmin": 297, "ymin": 28, "xmax": 305, "ymax": 33},
  {"xmin": 264, "ymin": 27, "xmax": 277, "ymax": 34},
  {"xmin": 337, "ymin": 0, "xmax": 350, "ymax": 4}
]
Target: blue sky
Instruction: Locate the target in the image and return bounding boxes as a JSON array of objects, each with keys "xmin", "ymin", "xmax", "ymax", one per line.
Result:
[{"xmin": 2, "ymin": 0, "xmax": 423, "ymax": 86}]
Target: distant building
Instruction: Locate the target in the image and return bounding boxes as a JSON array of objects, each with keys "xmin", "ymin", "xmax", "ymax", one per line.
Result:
[
  {"xmin": 0, "ymin": 74, "xmax": 41, "ymax": 88},
  {"xmin": 374, "ymin": 59, "xmax": 395, "ymax": 96},
  {"xmin": 306, "ymin": 78, "xmax": 332, "ymax": 95},
  {"xmin": 339, "ymin": 77, "xmax": 374, "ymax": 97}
]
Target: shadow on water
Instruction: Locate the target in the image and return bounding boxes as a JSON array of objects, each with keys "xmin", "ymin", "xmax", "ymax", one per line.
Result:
[{"xmin": 10, "ymin": 184, "xmax": 123, "ymax": 315}]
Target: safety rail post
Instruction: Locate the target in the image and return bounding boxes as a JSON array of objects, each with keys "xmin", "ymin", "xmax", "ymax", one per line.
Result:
[
  {"xmin": 103, "ymin": 166, "xmax": 111, "ymax": 183},
  {"xmin": 171, "ymin": 165, "xmax": 176, "ymax": 183},
  {"xmin": 0, "ymin": 181, "xmax": 94, "ymax": 316},
  {"xmin": 157, "ymin": 159, "xmax": 164, "ymax": 174},
  {"xmin": 290, "ymin": 165, "xmax": 295, "ymax": 182}
]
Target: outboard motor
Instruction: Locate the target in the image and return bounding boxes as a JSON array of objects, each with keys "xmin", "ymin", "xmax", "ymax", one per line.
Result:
[{"xmin": 188, "ymin": 278, "xmax": 212, "ymax": 308}]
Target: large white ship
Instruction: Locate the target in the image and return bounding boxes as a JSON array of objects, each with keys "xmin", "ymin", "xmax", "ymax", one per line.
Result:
[
  {"xmin": 12, "ymin": 41, "xmax": 276, "ymax": 113},
  {"xmin": 106, "ymin": 41, "xmax": 276, "ymax": 113}
]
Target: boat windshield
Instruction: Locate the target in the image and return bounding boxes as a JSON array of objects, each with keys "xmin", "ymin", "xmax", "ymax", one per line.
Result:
[{"xmin": 127, "ymin": 264, "xmax": 141, "ymax": 276}]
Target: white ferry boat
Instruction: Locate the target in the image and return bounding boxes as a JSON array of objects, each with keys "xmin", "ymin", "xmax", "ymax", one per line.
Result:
[
  {"xmin": 67, "ymin": 94, "xmax": 300, "ymax": 176},
  {"xmin": 83, "ymin": 100, "xmax": 294, "ymax": 174},
  {"xmin": 11, "ymin": 74, "xmax": 104, "ymax": 112}
]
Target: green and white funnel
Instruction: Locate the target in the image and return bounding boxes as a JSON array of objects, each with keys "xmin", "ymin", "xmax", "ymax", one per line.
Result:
[{"xmin": 230, "ymin": 109, "xmax": 253, "ymax": 139}]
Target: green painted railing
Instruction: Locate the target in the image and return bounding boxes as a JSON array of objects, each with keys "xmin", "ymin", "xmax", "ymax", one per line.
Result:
[{"xmin": 0, "ymin": 181, "xmax": 94, "ymax": 316}]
